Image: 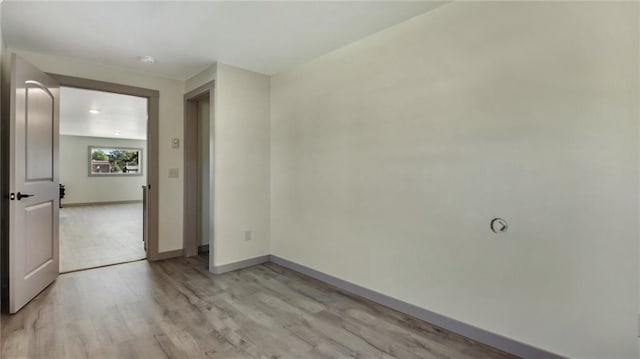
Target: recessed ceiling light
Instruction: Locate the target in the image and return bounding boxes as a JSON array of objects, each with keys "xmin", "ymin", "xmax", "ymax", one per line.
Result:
[
  {"xmin": 113, "ymin": 130, "xmax": 121, "ymax": 136},
  {"xmin": 89, "ymin": 109, "xmax": 100, "ymax": 114},
  {"xmin": 138, "ymin": 56, "xmax": 156, "ymax": 64}
]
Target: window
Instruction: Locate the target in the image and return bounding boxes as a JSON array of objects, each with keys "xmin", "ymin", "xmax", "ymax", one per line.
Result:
[{"xmin": 89, "ymin": 146, "xmax": 143, "ymax": 176}]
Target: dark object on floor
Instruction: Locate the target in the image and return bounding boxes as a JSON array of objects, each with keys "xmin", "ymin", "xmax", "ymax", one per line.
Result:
[{"xmin": 59, "ymin": 183, "xmax": 66, "ymax": 208}]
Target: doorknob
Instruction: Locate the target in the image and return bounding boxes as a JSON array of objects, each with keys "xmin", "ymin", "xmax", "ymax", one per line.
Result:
[{"xmin": 16, "ymin": 192, "xmax": 34, "ymax": 200}]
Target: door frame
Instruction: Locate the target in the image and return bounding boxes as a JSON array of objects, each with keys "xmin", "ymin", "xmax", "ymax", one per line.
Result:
[
  {"xmin": 183, "ymin": 81, "xmax": 214, "ymax": 258},
  {"xmin": 48, "ymin": 74, "xmax": 161, "ymax": 261}
]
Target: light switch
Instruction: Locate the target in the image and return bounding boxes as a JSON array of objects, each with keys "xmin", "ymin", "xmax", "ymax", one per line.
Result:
[
  {"xmin": 171, "ymin": 138, "xmax": 180, "ymax": 148},
  {"xmin": 168, "ymin": 168, "xmax": 179, "ymax": 178}
]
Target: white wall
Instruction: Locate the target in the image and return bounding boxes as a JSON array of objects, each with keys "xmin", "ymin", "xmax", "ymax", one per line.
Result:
[
  {"xmin": 59, "ymin": 135, "xmax": 147, "ymax": 205},
  {"xmin": 270, "ymin": 2, "xmax": 639, "ymax": 358},
  {"xmin": 214, "ymin": 63, "xmax": 270, "ymax": 266},
  {"xmin": 12, "ymin": 50, "xmax": 185, "ymax": 253},
  {"xmin": 185, "ymin": 64, "xmax": 216, "ymax": 93}
]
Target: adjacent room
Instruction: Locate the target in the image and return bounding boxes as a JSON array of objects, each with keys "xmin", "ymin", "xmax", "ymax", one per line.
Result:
[
  {"xmin": 58, "ymin": 87, "xmax": 148, "ymax": 272},
  {"xmin": 0, "ymin": 2, "xmax": 637, "ymax": 359}
]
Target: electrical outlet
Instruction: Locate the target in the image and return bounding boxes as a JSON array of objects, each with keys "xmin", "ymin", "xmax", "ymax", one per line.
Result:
[
  {"xmin": 244, "ymin": 230, "xmax": 252, "ymax": 241},
  {"xmin": 168, "ymin": 168, "xmax": 179, "ymax": 178}
]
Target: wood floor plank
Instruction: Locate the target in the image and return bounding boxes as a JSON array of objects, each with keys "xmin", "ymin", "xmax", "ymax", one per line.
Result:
[{"xmin": 2, "ymin": 255, "xmax": 517, "ymax": 359}]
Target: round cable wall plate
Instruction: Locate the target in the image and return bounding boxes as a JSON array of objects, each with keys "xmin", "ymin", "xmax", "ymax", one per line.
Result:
[{"xmin": 490, "ymin": 218, "xmax": 508, "ymax": 233}]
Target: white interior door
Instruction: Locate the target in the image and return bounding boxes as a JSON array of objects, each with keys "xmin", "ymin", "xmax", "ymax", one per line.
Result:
[{"xmin": 8, "ymin": 54, "xmax": 59, "ymax": 313}]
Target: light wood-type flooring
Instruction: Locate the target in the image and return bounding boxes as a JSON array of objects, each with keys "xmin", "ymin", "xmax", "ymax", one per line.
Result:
[
  {"xmin": 1, "ymin": 254, "xmax": 516, "ymax": 359},
  {"xmin": 60, "ymin": 203, "xmax": 146, "ymax": 272}
]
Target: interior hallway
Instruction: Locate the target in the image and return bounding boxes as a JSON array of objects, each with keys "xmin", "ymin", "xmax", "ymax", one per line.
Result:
[
  {"xmin": 59, "ymin": 203, "xmax": 146, "ymax": 272},
  {"xmin": 1, "ymin": 255, "xmax": 514, "ymax": 359}
]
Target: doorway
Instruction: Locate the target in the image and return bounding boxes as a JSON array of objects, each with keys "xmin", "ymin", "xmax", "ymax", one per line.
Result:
[
  {"xmin": 49, "ymin": 74, "xmax": 161, "ymax": 265},
  {"xmin": 58, "ymin": 87, "xmax": 148, "ymax": 272},
  {"xmin": 184, "ymin": 81, "xmax": 214, "ymax": 264},
  {"xmin": 1, "ymin": 55, "xmax": 160, "ymax": 313}
]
